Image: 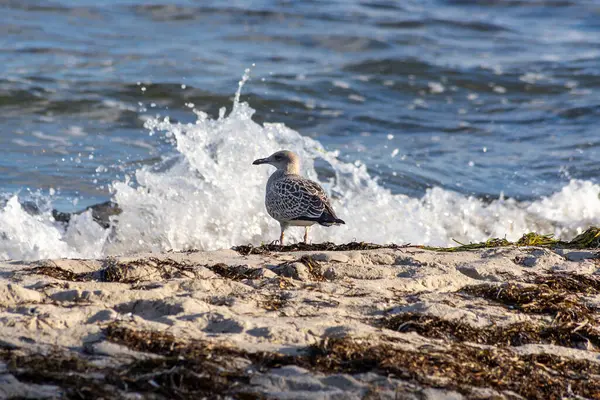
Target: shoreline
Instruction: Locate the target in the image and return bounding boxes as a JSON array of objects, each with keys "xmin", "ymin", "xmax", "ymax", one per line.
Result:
[{"xmin": 1, "ymin": 242, "xmax": 599, "ymax": 399}]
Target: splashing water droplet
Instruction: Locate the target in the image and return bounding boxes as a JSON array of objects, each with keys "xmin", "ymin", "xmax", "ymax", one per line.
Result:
[{"xmin": 234, "ymin": 67, "xmax": 252, "ymax": 109}]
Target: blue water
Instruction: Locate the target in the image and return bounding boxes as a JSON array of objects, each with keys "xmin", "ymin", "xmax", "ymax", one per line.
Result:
[{"xmin": 0, "ymin": 0, "xmax": 599, "ymax": 259}]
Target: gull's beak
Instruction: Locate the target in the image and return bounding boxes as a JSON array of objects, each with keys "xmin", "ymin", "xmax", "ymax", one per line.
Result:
[{"xmin": 252, "ymin": 158, "xmax": 268, "ymax": 165}]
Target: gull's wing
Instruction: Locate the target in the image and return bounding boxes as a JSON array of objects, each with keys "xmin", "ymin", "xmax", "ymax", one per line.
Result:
[{"xmin": 267, "ymin": 176, "xmax": 343, "ymax": 225}]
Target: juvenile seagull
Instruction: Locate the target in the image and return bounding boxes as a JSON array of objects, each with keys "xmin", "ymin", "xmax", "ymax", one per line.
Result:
[{"xmin": 253, "ymin": 150, "xmax": 345, "ymax": 244}]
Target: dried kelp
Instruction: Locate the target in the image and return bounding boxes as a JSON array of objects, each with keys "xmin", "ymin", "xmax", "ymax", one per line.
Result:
[
  {"xmin": 298, "ymin": 255, "xmax": 325, "ymax": 282},
  {"xmin": 207, "ymin": 263, "xmax": 264, "ymax": 280},
  {"xmin": 105, "ymin": 324, "xmax": 600, "ymax": 399},
  {"xmin": 423, "ymin": 227, "xmax": 600, "ymax": 252},
  {"xmin": 27, "ymin": 264, "xmax": 81, "ymax": 281},
  {"xmin": 105, "ymin": 357, "xmax": 254, "ymax": 399},
  {"xmin": 105, "ymin": 257, "xmax": 198, "ymax": 281},
  {"xmin": 258, "ymin": 292, "xmax": 289, "ymax": 311},
  {"xmin": 26, "ymin": 257, "xmax": 199, "ymax": 284},
  {"xmin": 423, "ymin": 237, "xmax": 512, "ymax": 252},
  {"xmin": 6, "ymin": 351, "xmax": 114, "ymax": 399},
  {"xmin": 307, "ymin": 337, "xmax": 600, "ymax": 400},
  {"xmin": 233, "ymin": 241, "xmax": 404, "ymax": 255},
  {"xmin": 525, "ymin": 272, "xmax": 600, "ymax": 294},
  {"xmin": 461, "ymin": 282, "xmax": 596, "ymax": 323},
  {"xmin": 7, "ymin": 323, "xmax": 600, "ymax": 399},
  {"xmin": 102, "ymin": 324, "xmax": 271, "ymax": 398},
  {"xmin": 383, "ymin": 312, "xmax": 600, "ymax": 350}
]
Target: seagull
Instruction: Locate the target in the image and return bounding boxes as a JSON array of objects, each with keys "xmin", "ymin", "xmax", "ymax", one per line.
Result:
[{"xmin": 253, "ymin": 150, "xmax": 345, "ymax": 244}]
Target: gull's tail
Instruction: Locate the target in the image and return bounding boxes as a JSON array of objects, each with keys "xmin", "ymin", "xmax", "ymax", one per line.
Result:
[{"xmin": 318, "ymin": 215, "xmax": 345, "ymax": 227}]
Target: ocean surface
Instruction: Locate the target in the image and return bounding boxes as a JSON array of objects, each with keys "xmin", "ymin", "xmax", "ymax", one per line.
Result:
[{"xmin": 1, "ymin": 0, "xmax": 599, "ymax": 260}]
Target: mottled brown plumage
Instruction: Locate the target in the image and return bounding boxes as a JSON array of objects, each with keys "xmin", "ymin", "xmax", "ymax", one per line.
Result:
[{"xmin": 253, "ymin": 150, "xmax": 345, "ymax": 244}]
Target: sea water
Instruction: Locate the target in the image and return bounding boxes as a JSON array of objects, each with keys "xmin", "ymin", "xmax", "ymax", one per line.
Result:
[{"xmin": 1, "ymin": 1, "xmax": 599, "ymax": 260}]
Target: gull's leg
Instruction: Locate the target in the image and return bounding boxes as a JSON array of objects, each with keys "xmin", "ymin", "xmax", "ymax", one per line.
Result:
[
  {"xmin": 279, "ymin": 222, "xmax": 287, "ymax": 245},
  {"xmin": 303, "ymin": 226, "xmax": 310, "ymax": 244}
]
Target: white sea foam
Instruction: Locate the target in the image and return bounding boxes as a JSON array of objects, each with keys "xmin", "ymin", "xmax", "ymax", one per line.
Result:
[
  {"xmin": 0, "ymin": 197, "xmax": 108, "ymax": 260},
  {"xmin": 0, "ymin": 77, "xmax": 599, "ymax": 260}
]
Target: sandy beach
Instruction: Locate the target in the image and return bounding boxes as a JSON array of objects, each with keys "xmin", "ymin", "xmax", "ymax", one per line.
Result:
[
  {"xmin": 3, "ymin": 0, "xmax": 600, "ymax": 399},
  {"xmin": 0, "ymin": 239, "xmax": 599, "ymax": 399}
]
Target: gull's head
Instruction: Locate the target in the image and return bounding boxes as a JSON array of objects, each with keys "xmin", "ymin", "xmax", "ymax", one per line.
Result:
[{"xmin": 253, "ymin": 150, "xmax": 300, "ymax": 173}]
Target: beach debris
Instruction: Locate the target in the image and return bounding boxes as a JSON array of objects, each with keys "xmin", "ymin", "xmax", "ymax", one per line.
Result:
[
  {"xmin": 26, "ymin": 257, "xmax": 199, "ymax": 283},
  {"xmin": 270, "ymin": 255, "xmax": 326, "ymax": 282},
  {"xmin": 233, "ymin": 227, "xmax": 600, "ymax": 255},
  {"xmin": 206, "ymin": 263, "xmax": 264, "ymax": 281},
  {"xmin": 4, "ymin": 323, "xmax": 600, "ymax": 399},
  {"xmin": 233, "ymin": 241, "xmax": 404, "ymax": 255},
  {"xmin": 383, "ymin": 312, "xmax": 600, "ymax": 351},
  {"xmin": 461, "ymin": 282, "xmax": 595, "ymax": 323},
  {"xmin": 423, "ymin": 227, "xmax": 600, "ymax": 252},
  {"xmin": 258, "ymin": 292, "xmax": 289, "ymax": 311}
]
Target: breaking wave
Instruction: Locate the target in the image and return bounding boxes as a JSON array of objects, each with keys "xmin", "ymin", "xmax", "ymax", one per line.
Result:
[{"xmin": 1, "ymin": 73, "xmax": 599, "ymax": 260}]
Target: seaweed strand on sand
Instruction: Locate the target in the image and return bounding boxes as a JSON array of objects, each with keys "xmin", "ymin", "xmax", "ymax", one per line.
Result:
[
  {"xmin": 422, "ymin": 226, "xmax": 600, "ymax": 252},
  {"xmin": 232, "ymin": 227, "xmax": 600, "ymax": 254}
]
